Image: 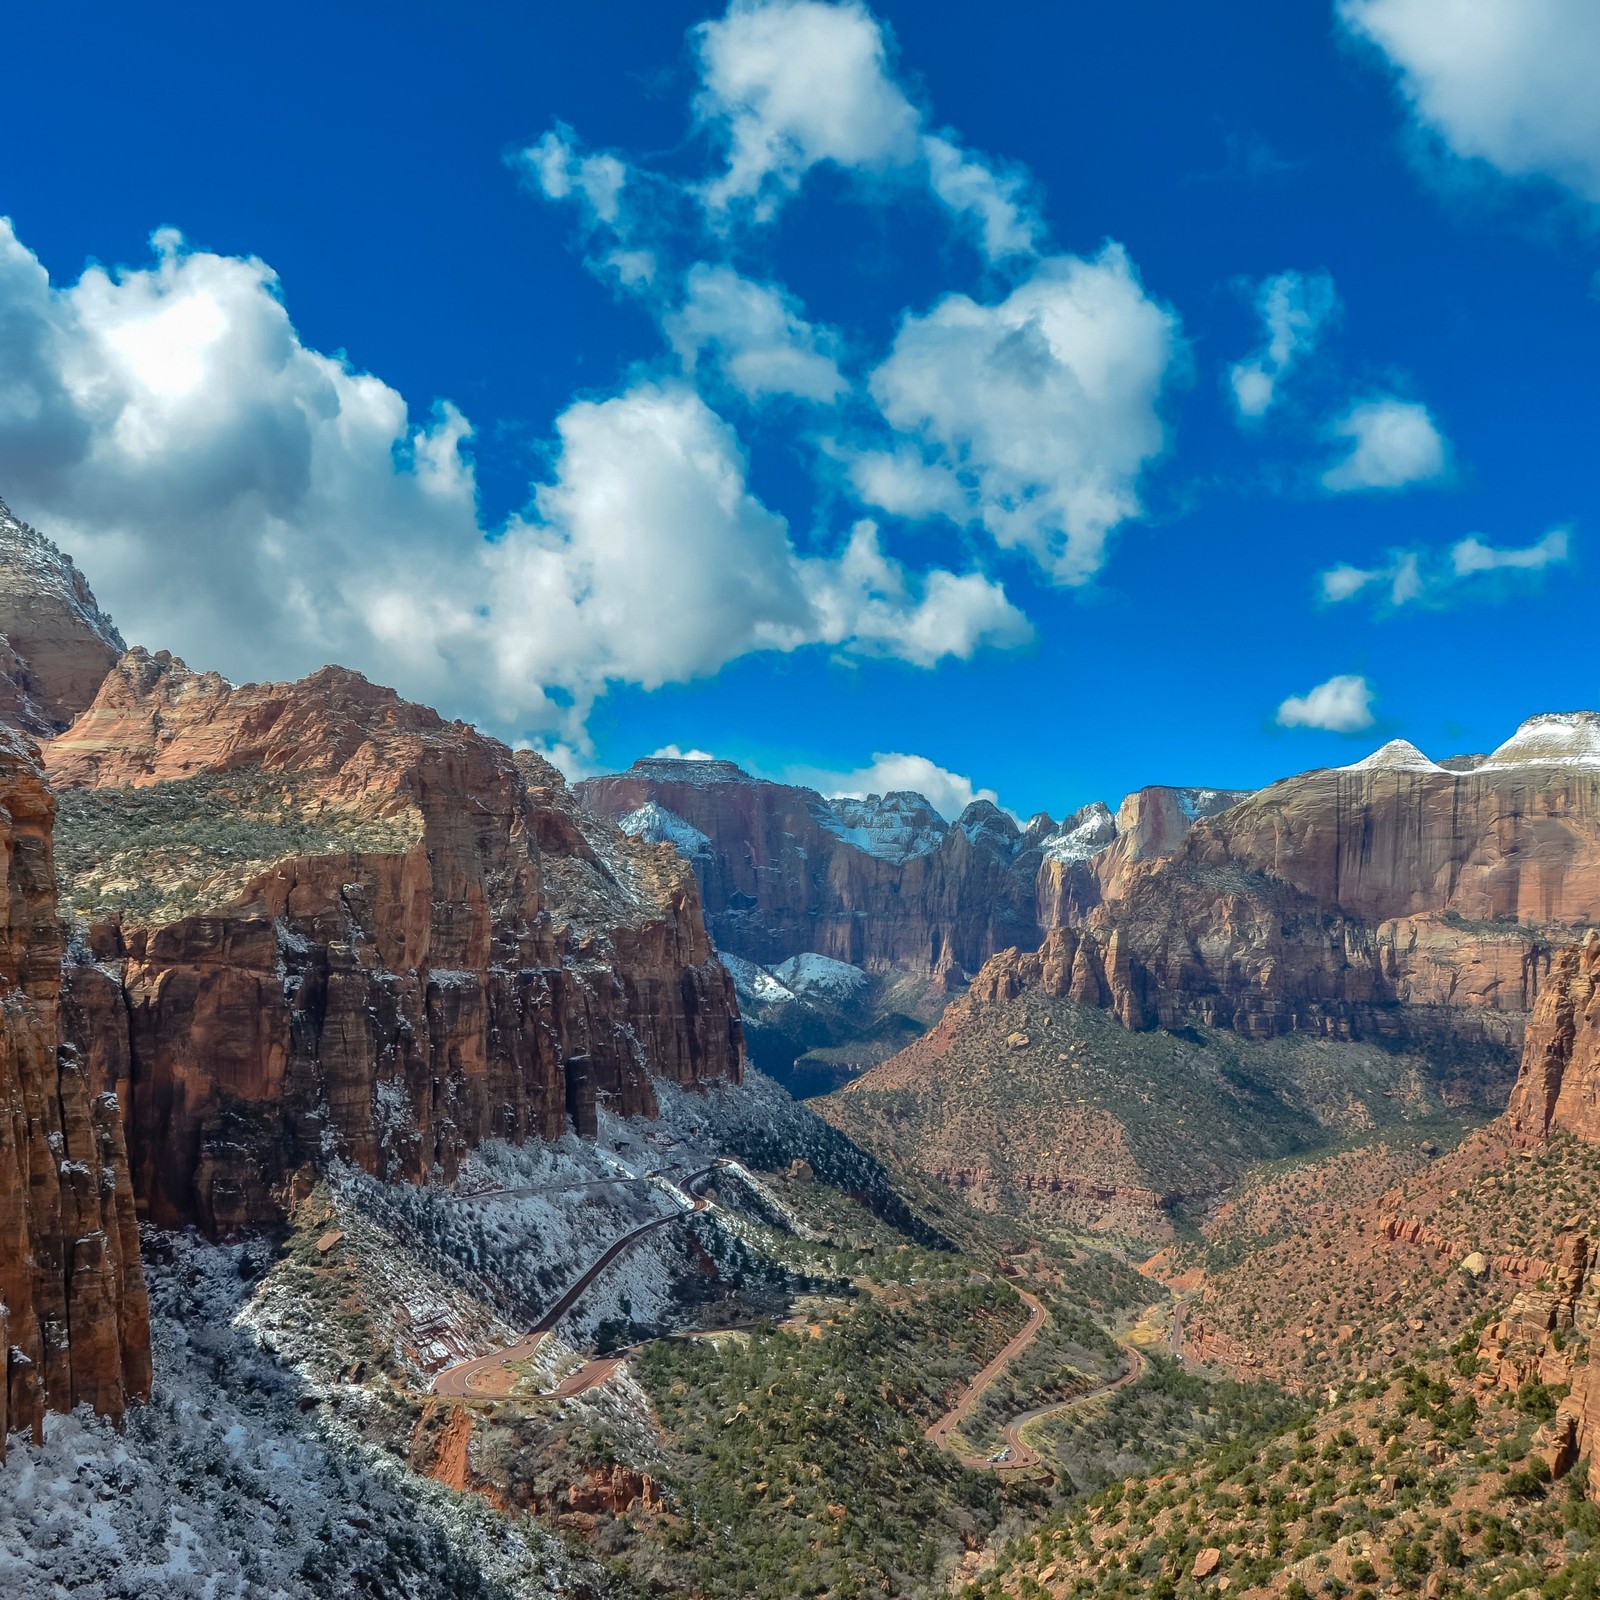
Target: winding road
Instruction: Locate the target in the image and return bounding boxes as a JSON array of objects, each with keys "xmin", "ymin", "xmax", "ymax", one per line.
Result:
[
  {"xmin": 429, "ymin": 1170, "xmax": 712, "ymax": 1400},
  {"xmin": 924, "ymin": 1290, "xmax": 1156, "ymax": 1473}
]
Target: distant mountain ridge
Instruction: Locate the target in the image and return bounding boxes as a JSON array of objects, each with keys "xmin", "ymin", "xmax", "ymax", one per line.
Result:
[{"xmin": 576, "ymin": 757, "xmax": 1243, "ymax": 980}]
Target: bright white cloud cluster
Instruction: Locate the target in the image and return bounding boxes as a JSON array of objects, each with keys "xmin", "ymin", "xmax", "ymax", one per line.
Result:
[
  {"xmin": 1339, "ymin": 0, "xmax": 1600, "ymax": 203},
  {"xmin": 1321, "ymin": 527, "xmax": 1569, "ymax": 608},
  {"xmin": 1228, "ymin": 270, "xmax": 1338, "ymax": 419},
  {"xmin": 1321, "ymin": 397, "xmax": 1449, "ymax": 492},
  {"xmin": 1276, "ymin": 674, "xmax": 1376, "ymax": 733},
  {"xmin": 790, "ymin": 750, "xmax": 999, "ymax": 821},
  {"xmin": 861, "ymin": 248, "xmax": 1181, "ymax": 584},
  {"xmin": 692, "ymin": 0, "xmax": 1040, "ymax": 257},
  {"xmin": 664, "ymin": 264, "xmax": 845, "ymax": 402},
  {"xmin": 0, "ymin": 223, "xmax": 1026, "ymax": 745}
]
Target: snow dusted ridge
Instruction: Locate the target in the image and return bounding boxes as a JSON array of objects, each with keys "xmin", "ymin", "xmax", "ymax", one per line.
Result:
[
  {"xmin": 1340, "ymin": 739, "xmax": 1448, "ymax": 775},
  {"xmin": 1339, "ymin": 714, "xmax": 1600, "ymax": 776},
  {"xmin": 720, "ymin": 949, "xmax": 797, "ymax": 1009},
  {"xmin": 1041, "ymin": 801, "xmax": 1118, "ymax": 865},
  {"xmin": 813, "ymin": 790, "xmax": 948, "ymax": 863},
  {"xmin": 772, "ymin": 952, "xmax": 871, "ymax": 1002},
  {"xmin": 0, "ymin": 496, "xmax": 125, "ymax": 651},
  {"xmin": 616, "ymin": 799, "xmax": 713, "ymax": 857},
  {"xmin": 1478, "ymin": 711, "xmax": 1600, "ymax": 770}
]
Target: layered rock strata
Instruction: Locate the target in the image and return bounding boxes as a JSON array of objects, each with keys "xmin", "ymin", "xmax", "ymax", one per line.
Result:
[
  {"xmin": 576, "ymin": 759, "xmax": 1241, "ymax": 980},
  {"xmin": 577, "ymin": 759, "xmax": 1051, "ymax": 977},
  {"xmin": 1049, "ymin": 727, "xmax": 1600, "ymax": 1040},
  {"xmin": 46, "ymin": 652, "xmax": 742, "ymax": 1234},
  {"xmin": 0, "ymin": 728, "xmax": 149, "ymax": 1453}
]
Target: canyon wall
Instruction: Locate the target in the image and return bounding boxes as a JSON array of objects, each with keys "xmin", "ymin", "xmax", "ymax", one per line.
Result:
[
  {"xmin": 1505, "ymin": 928, "xmax": 1600, "ymax": 1142},
  {"xmin": 1047, "ymin": 732, "xmax": 1600, "ymax": 1041},
  {"xmin": 0, "ymin": 727, "xmax": 149, "ymax": 1455},
  {"xmin": 576, "ymin": 760, "xmax": 1239, "ymax": 981},
  {"xmin": 45, "ymin": 652, "xmax": 743, "ymax": 1235},
  {"xmin": 576, "ymin": 759, "xmax": 1050, "ymax": 977}
]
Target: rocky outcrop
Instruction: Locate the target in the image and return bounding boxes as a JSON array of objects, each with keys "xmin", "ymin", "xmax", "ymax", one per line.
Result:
[
  {"xmin": 0, "ymin": 500, "xmax": 124, "ymax": 735},
  {"xmin": 0, "ymin": 728, "xmax": 149, "ymax": 1454},
  {"xmin": 1035, "ymin": 786, "xmax": 1249, "ymax": 928},
  {"xmin": 577, "ymin": 759, "xmax": 1050, "ymax": 977},
  {"xmin": 1506, "ymin": 930, "xmax": 1600, "ymax": 1142},
  {"xmin": 45, "ymin": 652, "xmax": 742, "ymax": 1234}
]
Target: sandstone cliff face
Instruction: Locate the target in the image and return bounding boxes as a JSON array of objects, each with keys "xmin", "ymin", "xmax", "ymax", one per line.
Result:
[
  {"xmin": 0, "ymin": 500, "xmax": 124, "ymax": 735},
  {"xmin": 1505, "ymin": 929, "xmax": 1600, "ymax": 1144},
  {"xmin": 576, "ymin": 759, "xmax": 1049, "ymax": 978},
  {"xmin": 1034, "ymin": 786, "xmax": 1250, "ymax": 929},
  {"xmin": 0, "ymin": 728, "xmax": 149, "ymax": 1454},
  {"xmin": 1054, "ymin": 727, "xmax": 1600, "ymax": 1040},
  {"xmin": 45, "ymin": 653, "xmax": 742, "ymax": 1234}
]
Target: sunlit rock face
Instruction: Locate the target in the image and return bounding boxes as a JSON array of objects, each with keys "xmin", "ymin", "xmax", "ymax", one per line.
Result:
[
  {"xmin": 44, "ymin": 652, "xmax": 742, "ymax": 1235},
  {"xmin": 1060, "ymin": 719, "xmax": 1600, "ymax": 1041}
]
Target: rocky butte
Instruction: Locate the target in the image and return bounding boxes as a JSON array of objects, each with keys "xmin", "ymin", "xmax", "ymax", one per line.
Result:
[{"xmin": 44, "ymin": 648, "xmax": 745, "ymax": 1235}]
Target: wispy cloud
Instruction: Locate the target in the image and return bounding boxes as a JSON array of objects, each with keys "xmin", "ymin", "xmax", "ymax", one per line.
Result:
[
  {"xmin": 1319, "ymin": 528, "xmax": 1569, "ymax": 608},
  {"xmin": 1228, "ymin": 270, "xmax": 1339, "ymax": 420}
]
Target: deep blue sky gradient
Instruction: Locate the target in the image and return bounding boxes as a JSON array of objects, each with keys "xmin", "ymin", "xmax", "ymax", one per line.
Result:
[{"xmin": 4, "ymin": 0, "xmax": 1595, "ymax": 817}]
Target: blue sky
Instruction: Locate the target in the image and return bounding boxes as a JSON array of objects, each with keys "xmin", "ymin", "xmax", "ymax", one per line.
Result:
[{"xmin": 2, "ymin": 0, "xmax": 1596, "ymax": 821}]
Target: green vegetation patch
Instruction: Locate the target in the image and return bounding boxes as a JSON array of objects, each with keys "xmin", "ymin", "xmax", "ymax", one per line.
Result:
[
  {"xmin": 632, "ymin": 1278, "xmax": 1028, "ymax": 1598},
  {"xmin": 55, "ymin": 769, "xmax": 422, "ymax": 926}
]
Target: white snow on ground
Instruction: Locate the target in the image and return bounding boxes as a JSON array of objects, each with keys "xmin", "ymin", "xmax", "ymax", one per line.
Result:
[
  {"xmin": 1040, "ymin": 802, "xmax": 1117, "ymax": 865},
  {"xmin": 615, "ymin": 800, "xmax": 713, "ymax": 858},
  {"xmin": 0, "ymin": 1067, "xmax": 923, "ymax": 1600},
  {"xmin": 0, "ymin": 1233, "xmax": 595, "ymax": 1600},
  {"xmin": 771, "ymin": 952, "xmax": 870, "ymax": 1003}
]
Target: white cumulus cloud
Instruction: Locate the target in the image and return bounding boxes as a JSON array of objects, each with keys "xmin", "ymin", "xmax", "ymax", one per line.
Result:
[
  {"xmin": 664, "ymin": 263, "xmax": 845, "ymax": 402},
  {"xmin": 861, "ymin": 247, "xmax": 1182, "ymax": 584},
  {"xmin": 1452, "ymin": 526, "xmax": 1569, "ymax": 575},
  {"xmin": 1321, "ymin": 397, "xmax": 1448, "ymax": 492},
  {"xmin": 1339, "ymin": 0, "xmax": 1600, "ymax": 203},
  {"xmin": 788, "ymin": 750, "xmax": 999, "ymax": 821},
  {"xmin": 651, "ymin": 744, "xmax": 719, "ymax": 761},
  {"xmin": 0, "ymin": 222, "xmax": 1029, "ymax": 747},
  {"xmin": 1228, "ymin": 270, "xmax": 1338, "ymax": 419},
  {"xmin": 1276, "ymin": 674, "xmax": 1376, "ymax": 733},
  {"xmin": 692, "ymin": 0, "xmax": 1040, "ymax": 258}
]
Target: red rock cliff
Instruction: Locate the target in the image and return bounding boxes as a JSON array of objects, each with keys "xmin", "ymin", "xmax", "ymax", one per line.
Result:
[
  {"xmin": 576, "ymin": 759, "xmax": 1048, "ymax": 977},
  {"xmin": 45, "ymin": 652, "xmax": 743, "ymax": 1235},
  {"xmin": 0, "ymin": 728, "xmax": 150, "ymax": 1454},
  {"xmin": 0, "ymin": 499, "xmax": 125, "ymax": 735},
  {"xmin": 1506, "ymin": 929, "xmax": 1600, "ymax": 1142},
  {"xmin": 1061, "ymin": 731, "xmax": 1600, "ymax": 1039}
]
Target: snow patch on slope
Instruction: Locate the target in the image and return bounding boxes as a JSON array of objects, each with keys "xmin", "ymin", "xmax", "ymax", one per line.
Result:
[
  {"xmin": 814, "ymin": 790, "xmax": 948, "ymax": 863},
  {"xmin": 1478, "ymin": 712, "xmax": 1600, "ymax": 771},
  {"xmin": 772, "ymin": 952, "xmax": 871, "ymax": 1002},
  {"xmin": 720, "ymin": 950, "xmax": 796, "ymax": 1009},
  {"xmin": 1341, "ymin": 739, "xmax": 1447, "ymax": 774},
  {"xmin": 617, "ymin": 798, "xmax": 713, "ymax": 857},
  {"xmin": 1041, "ymin": 801, "xmax": 1117, "ymax": 864}
]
